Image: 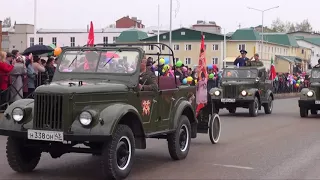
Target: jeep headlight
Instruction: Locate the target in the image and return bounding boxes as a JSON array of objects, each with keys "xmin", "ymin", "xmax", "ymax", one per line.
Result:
[
  {"xmin": 307, "ymin": 91, "xmax": 314, "ymax": 97},
  {"xmin": 79, "ymin": 111, "xmax": 92, "ymax": 126},
  {"xmin": 12, "ymin": 108, "xmax": 24, "ymax": 122},
  {"xmin": 241, "ymin": 90, "xmax": 247, "ymax": 96},
  {"xmin": 214, "ymin": 90, "xmax": 220, "ymax": 96}
]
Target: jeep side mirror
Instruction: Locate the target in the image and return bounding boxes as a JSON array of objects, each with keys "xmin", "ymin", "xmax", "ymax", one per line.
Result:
[{"xmin": 256, "ymin": 77, "xmax": 260, "ymax": 82}]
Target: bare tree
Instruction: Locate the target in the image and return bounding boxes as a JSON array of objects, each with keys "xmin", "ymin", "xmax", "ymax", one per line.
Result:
[
  {"xmin": 295, "ymin": 19, "xmax": 312, "ymax": 32},
  {"xmin": 2, "ymin": 17, "xmax": 12, "ymax": 28}
]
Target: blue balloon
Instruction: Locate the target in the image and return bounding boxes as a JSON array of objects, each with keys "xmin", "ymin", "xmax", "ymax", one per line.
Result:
[
  {"xmin": 207, "ymin": 64, "xmax": 213, "ymax": 69},
  {"xmin": 164, "ymin": 57, "xmax": 170, "ymax": 64},
  {"xmin": 182, "ymin": 78, "xmax": 187, "ymax": 84},
  {"xmin": 293, "ymin": 80, "xmax": 296, "ymax": 84}
]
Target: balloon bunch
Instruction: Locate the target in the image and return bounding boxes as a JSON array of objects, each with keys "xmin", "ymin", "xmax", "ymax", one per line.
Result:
[
  {"xmin": 182, "ymin": 76, "xmax": 193, "ymax": 85},
  {"xmin": 48, "ymin": 44, "xmax": 62, "ymax": 57},
  {"xmin": 288, "ymin": 74, "xmax": 304, "ymax": 88},
  {"xmin": 159, "ymin": 57, "xmax": 170, "ymax": 65}
]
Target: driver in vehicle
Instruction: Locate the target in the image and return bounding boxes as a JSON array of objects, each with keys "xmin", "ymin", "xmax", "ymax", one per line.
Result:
[
  {"xmin": 83, "ymin": 51, "xmax": 99, "ymax": 72},
  {"xmin": 139, "ymin": 58, "xmax": 158, "ymax": 91}
]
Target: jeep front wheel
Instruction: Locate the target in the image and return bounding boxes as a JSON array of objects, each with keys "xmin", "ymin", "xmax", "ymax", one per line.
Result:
[
  {"xmin": 6, "ymin": 137, "xmax": 41, "ymax": 173},
  {"xmin": 300, "ymin": 107, "xmax": 308, "ymax": 118},
  {"xmin": 101, "ymin": 125, "xmax": 135, "ymax": 180},
  {"xmin": 167, "ymin": 115, "xmax": 191, "ymax": 160},
  {"xmin": 209, "ymin": 113, "xmax": 221, "ymax": 144},
  {"xmin": 249, "ymin": 96, "xmax": 259, "ymax": 117}
]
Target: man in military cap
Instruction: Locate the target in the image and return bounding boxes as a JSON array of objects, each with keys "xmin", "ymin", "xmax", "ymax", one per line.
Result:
[
  {"xmin": 139, "ymin": 57, "xmax": 158, "ymax": 91},
  {"xmin": 234, "ymin": 50, "xmax": 249, "ymax": 66}
]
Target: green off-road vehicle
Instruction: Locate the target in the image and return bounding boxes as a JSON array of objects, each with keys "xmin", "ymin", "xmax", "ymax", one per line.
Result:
[
  {"xmin": 299, "ymin": 67, "xmax": 320, "ymax": 117},
  {"xmin": 210, "ymin": 61, "xmax": 274, "ymax": 117},
  {"xmin": 0, "ymin": 43, "xmax": 203, "ymax": 179}
]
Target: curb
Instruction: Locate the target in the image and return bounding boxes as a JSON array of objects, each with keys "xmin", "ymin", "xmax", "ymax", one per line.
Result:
[{"xmin": 274, "ymin": 93, "xmax": 299, "ymax": 99}]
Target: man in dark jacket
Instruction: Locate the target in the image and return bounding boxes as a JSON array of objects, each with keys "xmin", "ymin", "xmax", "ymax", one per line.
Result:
[
  {"xmin": 234, "ymin": 50, "xmax": 249, "ymax": 66},
  {"xmin": 139, "ymin": 58, "xmax": 158, "ymax": 91}
]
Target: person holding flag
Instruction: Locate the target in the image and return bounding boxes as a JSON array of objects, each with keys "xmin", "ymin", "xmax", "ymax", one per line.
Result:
[
  {"xmin": 269, "ymin": 57, "xmax": 276, "ymax": 80},
  {"xmin": 84, "ymin": 21, "xmax": 94, "ymax": 70}
]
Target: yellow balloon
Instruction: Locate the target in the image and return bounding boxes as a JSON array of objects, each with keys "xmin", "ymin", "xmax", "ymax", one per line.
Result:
[
  {"xmin": 54, "ymin": 47, "xmax": 62, "ymax": 56},
  {"xmin": 187, "ymin": 76, "xmax": 193, "ymax": 82},
  {"xmin": 194, "ymin": 79, "xmax": 198, "ymax": 84},
  {"xmin": 159, "ymin": 58, "xmax": 165, "ymax": 65}
]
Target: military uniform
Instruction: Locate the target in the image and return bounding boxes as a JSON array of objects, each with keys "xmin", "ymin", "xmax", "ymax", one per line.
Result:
[{"xmin": 139, "ymin": 70, "xmax": 158, "ymax": 91}]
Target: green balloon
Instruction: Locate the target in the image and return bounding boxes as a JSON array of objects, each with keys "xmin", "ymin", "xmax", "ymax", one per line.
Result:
[
  {"xmin": 209, "ymin": 73, "xmax": 214, "ymax": 79},
  {"xmin": 176, "ymin": 60, "xmax": 183, "ymax": 67},
  {"xmin": 49, "ymin": 44, "xmax": 56, "ymax": 49}
]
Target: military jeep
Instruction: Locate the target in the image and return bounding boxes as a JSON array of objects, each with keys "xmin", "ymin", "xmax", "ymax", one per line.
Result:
[
  {"xmin": 0, "ymin": 43, "xmax": 198, "ymax": 180},
  {"xmin": 299, "ymin": 67, "xmax": 320, "ymax": 117},
  {"xmin": 210, "ymin": 62, "xmax": 274, "ymax": 117}
]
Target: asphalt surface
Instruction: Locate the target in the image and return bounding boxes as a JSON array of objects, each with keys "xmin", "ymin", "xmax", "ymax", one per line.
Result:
[{"xmin": 1, "ymin": 97, "xmax": 320, "ymax": 179}]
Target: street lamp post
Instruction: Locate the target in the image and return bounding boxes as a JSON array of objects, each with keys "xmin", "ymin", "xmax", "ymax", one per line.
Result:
[
  {"xmin": 169, "ymin": 0, "xmax": 173, "ymax": 48},
  {"xmin": 248, "ymin": 6, "xmax": 279, "ymax": 59}
]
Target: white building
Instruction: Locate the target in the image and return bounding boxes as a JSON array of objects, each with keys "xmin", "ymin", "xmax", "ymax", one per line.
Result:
[
  {"xmin": 3, "ymin": 24, "xmax": 168, "ymax": 53},
  {"xmin": 296, "ymin": 37, "xmax": 320, "ymax": 66}
]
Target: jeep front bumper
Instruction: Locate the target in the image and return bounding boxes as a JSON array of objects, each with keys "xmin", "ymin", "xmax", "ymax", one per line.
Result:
[
  {"xmin": 299, "ymin": 100, "xmax": 320, "ymax": 109},
  {"xmin": 212, "ymin": 99, "xmax": 253, "ymax": 108},
  {"xmin": 0, "ymin": 129, "xmax": 111, "ymax": 142}
]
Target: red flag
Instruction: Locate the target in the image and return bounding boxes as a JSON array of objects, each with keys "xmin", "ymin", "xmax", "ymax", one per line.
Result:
[
  {"xmin": 84, "ymin": 21, "xmax": 94, "ymax": 70},
  {"xmin": 195, "ymin": 34, "xmax": 208, "ymax": 117},
  {"xmin": 269, "ymin": 57, "xmax": 276, "ymax": 80}
]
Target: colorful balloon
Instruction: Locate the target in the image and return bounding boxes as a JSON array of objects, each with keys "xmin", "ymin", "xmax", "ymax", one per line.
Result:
[
  {"xmin": 182, "ymin": 66, "xmax": 187, "ymax": 72},
  {"xmin": 207, "ymin": 64, "xmax": 213, "ymax": 69},
  {"xmin": 164, "ymin": 57, "xmax": 170, "ymax": 64},
  {"xmin": 159, "ymin": 58, "xmax": 165, "ymax": 65},
  {"xmin": 209, "ymin": 73, "xmax": 214, "ymax": 79},
  {"xmin": 182, "ymin": 78, "xmax": 187, "ymax": 84},
  {"xmin": 194, "ymin": 79, "xmax": 198, "ymax": 85},
  {"xmin": 187, "ymin": 76, "xmax": 193, "ymax": 82},
  {"xmin": 176, "ymin": 60, "xmax": 183, "ymax": 67},
  {"xmin": 54, "ymin": 47, "xmax": 62, "ymax": 56}
]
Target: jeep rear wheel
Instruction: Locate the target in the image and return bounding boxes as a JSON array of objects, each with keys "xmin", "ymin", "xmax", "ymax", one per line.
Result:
[
  {"xmin": 101, "ymin": 124, "xmax": 135, "ymax": 180},
  {"xmin": 263, "ymin": 96, "xmax": 273, "ymax": 114},
  {"xmin": 249, "ymin": 97, "xmax": 259, "ymax": 117},
  {"xmin": 300, "ymin": 107, "xmax": 308, "ymax": 118},
  {"xmin": 6, "ymin": 137, "xmax": 41, "ymax": 173},
  {"xmin": 209, "ymin": 114, "xmax": 221, "ymax": 144},
  {"xmin": 167, "ymin": 115, "xmax": 191, "ymax": 160}
]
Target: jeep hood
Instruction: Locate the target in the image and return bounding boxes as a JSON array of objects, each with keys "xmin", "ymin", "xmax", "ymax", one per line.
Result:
[
  {"xmin": 221, "ymin": 81, "xmax": 256, "ymax": 85},
  {"xmin": 35, "ymin": 80, "xmax": 128, "ymax": 94},
  {"xmin": 310, "ymin": 82, "xmax": 320, "ymax": 88}
]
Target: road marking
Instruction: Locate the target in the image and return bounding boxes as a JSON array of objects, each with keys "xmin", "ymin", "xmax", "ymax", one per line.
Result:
[{"xmin": 212, "ymin": 163, "xmax": 254, "ymax": 170}]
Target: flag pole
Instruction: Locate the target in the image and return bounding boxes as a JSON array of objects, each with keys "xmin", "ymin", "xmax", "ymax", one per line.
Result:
[
  {"xmin": 33, "ymin": 0, "xmax": 37, "ymax": 45},
  {"xmin": 157, "ymin": 4, "xmax": 160, "ymax": 43},
  {"xmin": 169, "ymin": 0, "xmax": 172, "ymax": 48}
]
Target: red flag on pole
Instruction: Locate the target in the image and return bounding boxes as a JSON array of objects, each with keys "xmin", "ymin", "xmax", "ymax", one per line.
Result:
[
  {"xmin": 84, "ymin": 21, "xmax": 94, "ymax": 70},
  {"xmin": 269, "ymin": 57, "xmax": 276, "ymax": 80},
  {"xmin": 195, "ymin": 33, "xmax": 208, "ymax": 117}
]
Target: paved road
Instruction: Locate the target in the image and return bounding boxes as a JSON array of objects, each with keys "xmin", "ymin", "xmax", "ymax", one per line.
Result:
[{"xmin": 1, "ymin": 98, "xmax": 320, "ymax": 179}]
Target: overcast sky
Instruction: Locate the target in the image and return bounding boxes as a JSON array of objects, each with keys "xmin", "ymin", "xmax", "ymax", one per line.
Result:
[{"xmin": 1, "ymin": 0, "xmax": 318, "ymax": 33}]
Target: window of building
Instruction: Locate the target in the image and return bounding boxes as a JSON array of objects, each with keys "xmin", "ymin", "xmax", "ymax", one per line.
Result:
[
  {"xmin": 185, "ymin": 44, "xmax": 192, "ymax": 51},
  {"xmin": 113, "ymin": 37, "xmax": 118, "ymax": 42},
  {"xmin": 212, "ymin": 57, "xmax": 218, "ymax": 64},
  {"xmin": 185, "ymin": 58, "xmax": 191, "ymax": 65},
  {"xmin": 52, "ymin": 37, "xmax": 57, "ymax": 46},
  {"xmin": 39, "ymin": 37, "xmax": 43, "ymax": 45},
  {"xmin": 30, "ymin": 37, "xmax": 34, "ymax": 47},
  {"xmin": 70, "ymin": 37, "xmax": 75, "ymax": 47},
  {"xmin": 163, "ymin": 35, "xmax": 166, "ymax": 39},
  {"xmin": 213, "ymin": 44, "xmax": 219, "ymax": 51},
  {"xmin": 181, "ymin": 31, "xmax": 185, "ymax": 35},
  {"xmin": 103, "ymin": 37, "xmax": 108, "ymax": 44},
  {"xmin": 302, "ymin": 49, "xmax": 304, "ymax": 54},
  {"xmin": 238, "ymin": 44, "xmax": 246, "ymax": 50},
  {"xmin": 174, "ymin": 58, "xmax": 179, "ymax": 62},
  {"xmin": 149, "ymin": 45, "xmax": 154, "ymax": 50},
  {"xmin": 174, "ymin": 44, "xmax": 180, "ymax": 50}
]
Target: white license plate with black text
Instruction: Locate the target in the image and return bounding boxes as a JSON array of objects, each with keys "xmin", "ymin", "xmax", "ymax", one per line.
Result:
[
  {"xmin": 28, "ymin": 129, "xmax": 64, "ymax": 142},
  {"xmin": 221, "ymin": 98, "xmax": 236, "ymax": 103},
  {"xmin": 315, "ymin": 100, "xmax": 320, "ymax": 104}
]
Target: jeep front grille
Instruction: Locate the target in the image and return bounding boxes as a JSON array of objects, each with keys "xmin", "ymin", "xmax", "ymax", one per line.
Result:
[
  {"xmin": 223, "ymin": 85, "xmax": 237, "ymax": 98},
  {"xmin": 34, "ymin": 94, "xmax": 63, "ymax": 130}
]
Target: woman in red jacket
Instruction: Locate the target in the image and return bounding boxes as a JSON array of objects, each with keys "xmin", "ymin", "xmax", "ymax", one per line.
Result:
[{"xmin": 0, "ymin": 51, "xmax": 14, "ymax": 110}]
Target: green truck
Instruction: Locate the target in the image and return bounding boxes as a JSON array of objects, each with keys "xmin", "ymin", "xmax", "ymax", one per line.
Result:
[
  {"xmin": 210, "ymin": 61, "xmax": 274, "ymax": 117},
  {"xmin": 0, "ymin": 43, "xmax": 221, "ymax": 179}
]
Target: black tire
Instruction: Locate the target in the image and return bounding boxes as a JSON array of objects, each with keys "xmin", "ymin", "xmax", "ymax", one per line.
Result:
[
  {"xmin": 101, "ymin": 125, "xmax": 135, "ymax": 180},
  {"xmin": 209, "ymin": 114, "xmax": 221, "ymax": 144},
  {"xmin": 300, "ymin": 107, "xmax": 308, "ymax": 118},
  {"xmin": 249, "ymin": 96, "xmax": 259, "ymax": 117},
  {"xmin": 6, "ymin": 137, "xmax": 41, "ymax": 173},
  {"xmin": 228, "ymin": 108, "xmax": 236, "ymax": 114},
  {"xmin": 167, "ymin": 115, "xmax": 191, "ymax": 160},
  {"xmin": 263, "ymin": 96, "xmax": 273, "ymax": 114},
  {"xmin": 311, "ymin": 109, "xmax": 317, "ymax": 115}
]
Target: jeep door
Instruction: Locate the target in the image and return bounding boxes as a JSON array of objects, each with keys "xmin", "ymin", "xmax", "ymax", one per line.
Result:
[
  {"xmin": 258, "ymin": 70, "xmax": 268, "ymax": 101},
  {"xmin": 136, "ymin": 91, "xmax": 159, "ymax": 133}
]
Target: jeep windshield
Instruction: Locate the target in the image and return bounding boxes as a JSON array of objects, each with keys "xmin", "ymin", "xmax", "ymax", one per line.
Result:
[
  {"xmin": 222, "ymin": 69, "xmax": 257, "ymax": 78},
  {"xmin": 58, "ymin": 50, "xmax": 139, "ymax": 74}
]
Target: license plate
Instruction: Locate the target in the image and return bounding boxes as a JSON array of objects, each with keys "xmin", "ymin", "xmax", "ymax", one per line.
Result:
[
  {"xmin": 28, "ymin": 129, "xmax": 63, "ymax": 142},
  {"xmin": 221, "ymin": 98, "xmax": 236, "ymax": 103},
  {"xmin": 315, "ymin": 101, "xmax": 320, "ymax": 104}
]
